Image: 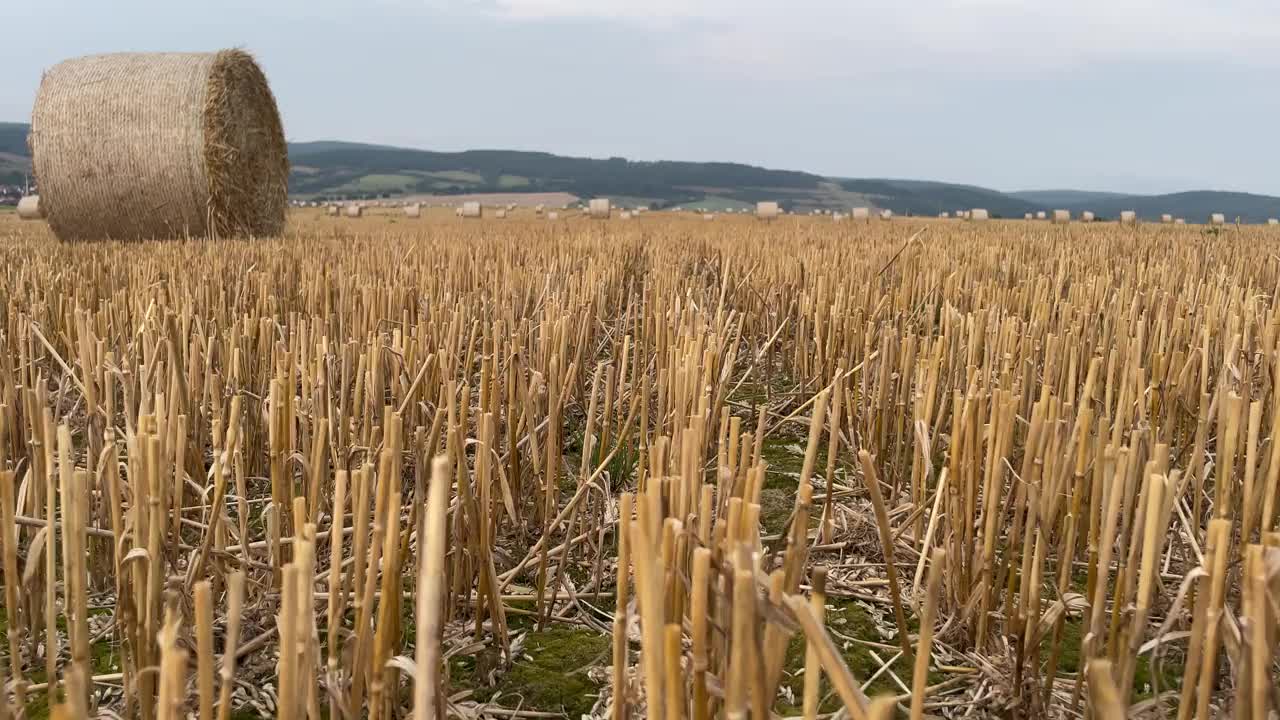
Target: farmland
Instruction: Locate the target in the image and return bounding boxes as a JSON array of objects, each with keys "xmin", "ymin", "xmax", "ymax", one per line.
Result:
[{"xmin": 0, "ymin": 208, "xmax": 1276, "ymax": 719}]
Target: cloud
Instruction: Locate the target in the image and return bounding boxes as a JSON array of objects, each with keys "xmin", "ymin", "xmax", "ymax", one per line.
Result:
[{"xmin": 483, "ymin": 0, "xmax": 1280, "ymax": 75}]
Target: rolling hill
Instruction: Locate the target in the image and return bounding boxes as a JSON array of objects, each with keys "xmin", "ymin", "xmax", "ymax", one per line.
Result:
[{"xmin": 3, "ymin": 121, "xmax": 1279, "ymax": 221}]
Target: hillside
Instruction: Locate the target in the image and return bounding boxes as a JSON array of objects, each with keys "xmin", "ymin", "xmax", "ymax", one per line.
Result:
[{"xmin": 3, "ymin": 121, "xmax": 1279, "ymax": 220}]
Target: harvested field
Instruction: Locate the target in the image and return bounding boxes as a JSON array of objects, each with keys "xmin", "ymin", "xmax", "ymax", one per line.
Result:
[{"xmin": 0, "ymin": 210, "xmax": 1277, "ymax": 719}]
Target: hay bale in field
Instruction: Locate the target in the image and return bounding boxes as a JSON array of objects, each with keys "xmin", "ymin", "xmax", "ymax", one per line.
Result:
[
  {"xmin": 404, "ymin": 203, "xmax": 422, "ymax": 218},
  {"xmin": 1175, "ymin": 218, "xmax": 1186, "ymax": 225},
  {"xmin": 756, "ymin": 201, "xmax": 780, "ymax": 220},
  {"xmin": 461, "ymin": 201, "xmax": 482, "ymax": 218},
  {"xmin": 619, "ymin": 211, "xmax": 632, "ymax": 220},
  {"xmin": 326, "ymin": 205, "xmax": 339, "ymax": 217},
  {"xmin": 703, "ymin": 213, "xmax": 715, "ymax": 221},
  {"xmin": 1269, "ymin": 218, "xmax": 1279, "ymax": 226},
  {"xmin": 880, "ymin": 209, "xmax": 893, "ymax": 220},
  {"xmin": 17, "ymin": 195, "xmax": 43, "ymax": 220},
  {"xmin": 535, "ymin": 204, "xmax": 545, "ymax": 215},
  {"xmin": 345, "ymin": 204, "xmax": 362, "ymax": 218},
  {"xmin": 1024, "ymin": 212, "xmax": 1033, "ymax": 220},
  {"xmin": 547, "ymin": 211, "xmax": 559, "ymax": 220},
  {"xmin": 1120, "ymin": 210, "xmax": 1137, "ymax": 225},
  {"xmin": 1209, "ymin": 213, "xmax": 1225, "ymax": 226},
  {"xmin": 970, "ymin": 208, "xmax": 990, "ymax": 221},
  {"xmin": 1081, "ymin": 211, "xmax": 1095, "ymax": 223},
  {"xmin": 30, "ymin": 50, "xmax": 287, "ymax": 242},
  {"xmin": 495, "ymin": 209, "xmax": 508, "ymax": 219},
  {"xmin": 589, "ymin": 198, "xmax": 611, "ymax": 219},
  {"xmin": 851, "ymin": 207, "xmax": 870, "ymax": 221},
  {"xmin": 1160, "ymin": 213, "xmax": 1173, "ymax": 224},
  {"xmin": 1035, "ymin": 211, "xmax": 1047, "ymax": 220},
  {"xmin": 939, "ymin": 212, "xmax": 949, "ymax": 219},
  {"xmin": 1053, "ymin": 209, "xmax": 1070, "ymax": 224}
]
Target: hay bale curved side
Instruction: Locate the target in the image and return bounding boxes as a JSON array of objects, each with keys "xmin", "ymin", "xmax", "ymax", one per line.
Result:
[
  {"xmin": 17, "ymin": 196, "xmax": 43, "ymax": 220},
  {"xmin": 31, "ymin": 50, "xmax": 287, "ymax": 242}
]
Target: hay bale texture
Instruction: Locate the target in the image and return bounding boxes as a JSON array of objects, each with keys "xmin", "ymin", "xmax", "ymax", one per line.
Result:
[
  {"xmin": 1120, "ymin": 211, "xmax": 1137, "ymax": 225},
  {"xmin": 17, "ymin": 196, "xmax": 43, "ymax": 220},
  {"xmin": 461, "ymin": 202, "xmax": 482, "ymax": 218},
  {"xmin": 970, "ymin": 208, "xmax": 989, "ymax": 221},
  {"xmin": 404, "ymin": 203, "xmax": 422, "ymax": 218},
  {"xmin": 756, "ymin": 201, "xmax": 780, "ymax": 220},
  {"xmin": 1053, "ymin": 209, "xmax": 1070, "ymax": 224},
  {"xmin": 345, "ymin": 204, "xmax": 362, "ymax": 218},
  {"xmin": 1081, "ymin": 211, "xmax": 1095, "ymax": 222},
  {"xmin": 1210, "ymin": 213, "xmax": 1225, "ymax": 226},
  {"xmin": 30, "ymin": 50, "xmax": 288, "ymax": 242},
  {"xmin": 589, "ymin": 198, "xmax": 611, "ymax": 219},
  {"xmin": 1269, "ymin": 218, "xmax": 1279, "ymax": 226}
]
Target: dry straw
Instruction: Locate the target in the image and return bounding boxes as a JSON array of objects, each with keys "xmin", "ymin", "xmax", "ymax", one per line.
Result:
[
  {"xmin": 30, "ymin": 50, "xmax": 288, "ymax": 242},
  {"xmin": 17, "ymin": 195, "xmax": 42, "ymax": 220}
]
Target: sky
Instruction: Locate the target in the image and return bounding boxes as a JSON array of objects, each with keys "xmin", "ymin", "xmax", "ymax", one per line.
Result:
[{"xmin": 4, "ymin": 0, "xmax": 1280, "ymax": 195}]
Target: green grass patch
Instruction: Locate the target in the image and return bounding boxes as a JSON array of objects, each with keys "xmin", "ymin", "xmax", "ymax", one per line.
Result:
[
  {"xmin": 452, "ymin": 627, "xmax": 610, "ymax": 716},
  {"xmin": 497, "ymin": 175, "xmax": 530, "ymax": 189}
]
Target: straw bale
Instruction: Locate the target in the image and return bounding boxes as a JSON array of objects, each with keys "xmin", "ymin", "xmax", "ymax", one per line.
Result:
[
  {"xmin": 756, "ymin": 201, "xmax": 779, "ymax": 220},
  {"xmin": 970, "ymin": 208, "xmax": 989, "ymax": 221},
  {"xmin": 30, "ymin": 50, "xmax": 287, "ymax": 241},
  {"xmin": 1052, "ymin": 209, "xmax": 1070, "ymax": 224},
  {"xmin": 345, "ymin": 204, "xmax": 362, "ymax": 218},
  {"xmin": 461, "ymin": 201, "xmax": 482, "ymax": 218},
  {"xmin": 1209, "ymin": 213, "xmax": 1225, "ymax": 226},
  {"xmin": 589, "ymin": 198, "xmax": 611, "ymax": 219},
  {"xmin": 1120, "ymin": 210, "xmax": 1137, "ymax": 224},
  {"xmin": 16, "ymin": 195, "xmax": 43, "ymax": 220}
]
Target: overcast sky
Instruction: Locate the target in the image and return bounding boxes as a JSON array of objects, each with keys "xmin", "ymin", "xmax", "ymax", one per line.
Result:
[{"xmin": 5, "ymin": 0, "xmax": 1279, "ymax": 195}]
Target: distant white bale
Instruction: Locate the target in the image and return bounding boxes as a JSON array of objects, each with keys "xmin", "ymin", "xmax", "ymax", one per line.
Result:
[
  {"xmin": 326, "ymin": 205, "xmax": 339, "ymax": 217},
  {"xmin": 404, "ymin": 203, "xmax": 422, "ymax": 218},
  {"xmin": 1160, "ymin": 213, "xmax": 1173, "ymax": 224},
  {"xmin": 535, "ymin": 204, "xmax": 545, "ymax": 214},
  {"xmin": 1269, "ymin": 218, "xmax": 1279, "ymax": 226},
  {"xmin": 495, "ymin": 209, "xmax": 508, "ymax": 219},
  {"xmin": 703, "ymin": 213, "xmax": 715, "ymax": 221},
  {"xmin": 1035, "ymin": 211, "xmax": 1047, "ymax": 220},
  {"xmin": 880, "ymin": 209, "xmax": 893, "ymax": 220},
  {"xmin": 1120, "ymin": 210, "xmax": 1137, "ymax": 225},
  {"xmin": 506, "ymin": 203, "xmax": 516, "ymax": 211},
  {"xmin": 1175, "ymin": 218, "xmax": 1186, "ymax": 225},
  {"xmin": 970, "ymin": 208, "xmax": 990, "ymax": 221},
  {"xmin": 851, "ymin": 207, "xmax": 870, "ymax": 221},
  {"xmin": 1209, "ymin": 213, "xmax": 1225, "ymax": 226},
  {"xmin": 756, "ymin": 201, "xmax": 780, "ymax": 220},
  {"xmin": 589, "ymin": 198, "xmax": 611, "ymax": 219},
  {"xmin": 1024, "ymin": 212, "xmax": 1033, "ymax": 220},
  {"xmin": 1081, "ymin": 211, "xmax": 1095, "ymax": 222},
  {"xmin": 17, "ymin": 195, "xmax": 42, "ymax": 220},
  {"xmin": 547, "ymin": 211, "xmax": 559, "ymax": 220},
  {"xmin": 345, "ymin": 204, "xmax": 363, "ymax": 218},
  {"xmin": 619, "ymin": 211, "xmax": 632, "ymax": 220},
  {"xmin": 461, "ymin": 201, "xmax": 482, "ymax": 218},
  {"xmin": 939, "ymin": 212, "xmax": 949, "ymax": 219},
  {"xmin": 455, "ymin": 207, "xmax": 464, "ymax": 217},
  {"xmin": 1052, "ymin": 209, "xmax": 1070, "ymax": 224}
]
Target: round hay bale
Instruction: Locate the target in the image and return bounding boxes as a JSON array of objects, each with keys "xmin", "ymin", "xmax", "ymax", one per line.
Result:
[
  {"xmin": 1209, "ymin": 213, "xmax": 1225, "ymax": 226},
  {"xmin": 1175, "ymin": 218, "xmax": 1186, "ymax": 225},
  {"xmin": 1035, "ymin": 211, "xmax": 1047, "ymax": 220},
  {"xmin": 619, "ymin": 210, "xmax": 632, "ymax": 220},
  {"xmin": 970, "ymin": 208, "xmax": 989, "ymax": 221},
  {"xmin": 17, "ymin": 195, "xmax": 43, "ymax": 220},
  {"xmin": 589, "ymin": 198, "xmax": 611, "ymax": 219},
  {"xmin": 345, "ymin": 204, "xmax": 362, "ymax": 218},
  {"xmin": 880, "ymin": 209, "xmax": 893, "ymax": 220},
  {"xmin": 1160, "ymin": 213, "xmax": 1173, "ymax": 224},
  {"xmin": 327, "ymin": 205, "xmax": 340, "ymax": 217},
  {"xmin": 1024, "ymin": 212, "xmax": 1033, "ymax": 220},
  {"xmin": 939, "ymin": 212, "xmax": 949, "ymax": 219},
  {"xmin": 404, "ymin": 203, "xmax": 421, "ymax": 218},
  {"xmin": 851, "ymin": 207, "xmax": 870, "ymax": 221},
  {"xmin": 756, "ymin": 201, "xmax": 780, "ymax": 220},
  {"xmin": 703, "ymin": 213, "xmax": 715, "ymax": 221},
  {"xmin": 547, "ymin": 211, "xmax": 559, "ymax": 220},
  {"xmin": 1120, "ymin": 210, "xmax": 1137, "ymax": 225},
  {"xmin": 30, "ymin": 50, "xmax": 287, "ymax": 242},
  {"xmin": 1052, "ymin": 209, "xmax": 1070, "ymax": 224},
  {"xmin": 1268, "ymin": 218, "xmax": 1279, "ymax": 226},
  {"xmin": 461, "ymin": 201, "xmax": 482, "ymax": 218},
  {"xmin": 1081, "ymin": 211, "xmax": 1095, "ymax": 222},
  {"xmin": 495, "ymin": 209, "xmax": 508, "ymax": 219}
]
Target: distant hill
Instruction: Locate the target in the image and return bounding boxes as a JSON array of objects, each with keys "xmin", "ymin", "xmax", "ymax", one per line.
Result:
[
  {"xmin": 1010, "ymin": 189, "xmax": 1132, "ymax": 206},
  {"xmin": 3, "ymin": 120, "xmax": 1279, "ymax": 220}
]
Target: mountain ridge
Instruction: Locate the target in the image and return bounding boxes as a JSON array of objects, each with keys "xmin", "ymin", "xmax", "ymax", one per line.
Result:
[{"xmin": 4, "ymin": 121, "xmax": 1279, "ymax": 221}]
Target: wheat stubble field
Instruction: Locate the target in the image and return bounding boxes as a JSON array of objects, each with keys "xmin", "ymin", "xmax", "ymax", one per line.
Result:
[{"xmin": 0, "ymin": 208, "xmax": 1276, "ymax": 720}]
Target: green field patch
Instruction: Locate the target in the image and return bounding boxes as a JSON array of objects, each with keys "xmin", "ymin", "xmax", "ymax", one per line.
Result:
[
  {"xmin": 426, "ymin": 170, "xmax": 484, "ymax": 184},
  {"xmin": 451, "ymin": 626, "xmax": 610, "ymax": 716},
  {"xmin": 497, "ymin": 175, "xmax": 531, "ymax": 189}
]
